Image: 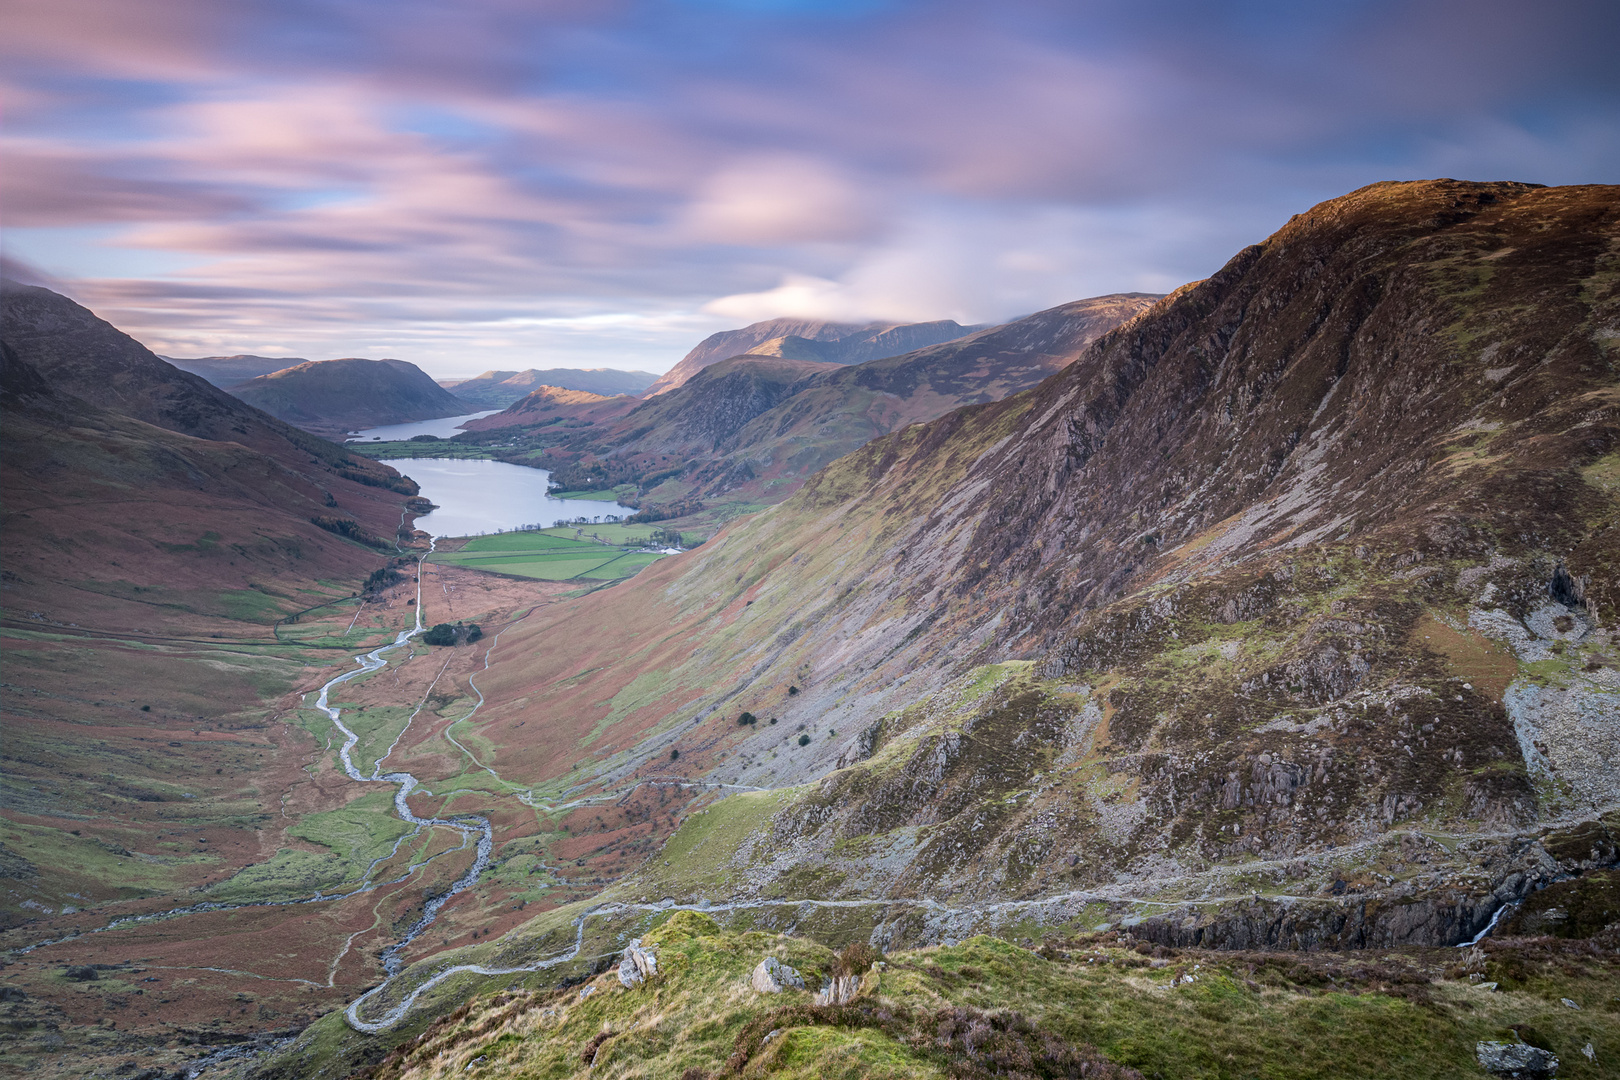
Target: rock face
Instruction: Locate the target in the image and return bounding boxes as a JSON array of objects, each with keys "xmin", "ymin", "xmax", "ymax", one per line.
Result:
[
  {"xmin": 1477, "ymin": 1041, "xmax": 1559, "ymax": 1077},
  {"xmin": 813, "ymin": 974, "xmax": 863, "ymax": 1006},
  {"xmin": 749, "ymin": 956, "xmax": 806, "ymax": 993},
  {"xmin": 617, "ymin": 939, "xmax": 658, "ymax": 987}
]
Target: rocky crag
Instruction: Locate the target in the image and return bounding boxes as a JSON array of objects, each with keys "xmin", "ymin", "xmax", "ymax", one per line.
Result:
[{"xmin": 370, "ymin": 180, "xmax": 1616, "ymax": 979}]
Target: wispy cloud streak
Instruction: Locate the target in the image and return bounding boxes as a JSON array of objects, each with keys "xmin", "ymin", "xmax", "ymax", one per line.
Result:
[{"xmin": 4, "ymin": 0, "xmax": 1615, "ymax": 373}]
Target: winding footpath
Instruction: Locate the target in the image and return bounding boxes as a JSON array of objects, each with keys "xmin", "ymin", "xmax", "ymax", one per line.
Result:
[{"xmin": 16, "ymin": 537, "xmax": 1603, "ymax": 1045}]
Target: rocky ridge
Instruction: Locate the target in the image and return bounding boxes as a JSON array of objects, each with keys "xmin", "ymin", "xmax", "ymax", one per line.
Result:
[{"xmin": 453, "ymin": 181, "xmax": 1617, "ymax": 950}]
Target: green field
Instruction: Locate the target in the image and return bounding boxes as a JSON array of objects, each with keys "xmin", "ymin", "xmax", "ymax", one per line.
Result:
[
  {"xmin": 427, "ymin": 526, "xmax": 680, "ymax": 581},
  {"xmin": 547, "ymin": 488, "xmax": 623, "ymax": 501}
]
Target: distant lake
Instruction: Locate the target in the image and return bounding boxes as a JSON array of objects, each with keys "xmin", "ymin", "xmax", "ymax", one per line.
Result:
[
  {"xmin": 388, "ymin": 457, "xmax": 634, "ymax": 538},
  {"xmin": 346, "ymin": 411, "xmax": 499, "ymax": 441}
]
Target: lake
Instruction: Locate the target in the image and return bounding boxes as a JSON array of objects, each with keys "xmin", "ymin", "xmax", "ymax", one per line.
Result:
[
  {"xmin": 345, "ymin": 411, "xmax": 500, "ymax": 441},
  {"xmin": 388, "ymin": 457, "xmax": 635, "ymax": 538}
]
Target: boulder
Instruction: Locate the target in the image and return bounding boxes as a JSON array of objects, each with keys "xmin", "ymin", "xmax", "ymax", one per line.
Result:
[
  {"xmin": 616, "ymin": 939, "xmax": 658, "ymax": 988},
  {"xmin": 750, "ymin": 956, "xmax": 806, "ymax": 993},
  {"xmin": 1477, "ymin": 1041, "xmax": 1559, "ymax": 1078}
]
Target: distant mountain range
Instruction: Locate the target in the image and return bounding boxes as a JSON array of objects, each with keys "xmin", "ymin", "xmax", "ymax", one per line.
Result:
[
  {"xmin": 643, "ymin": 316, "xmax": 983, "ymax": 395},
  {"xmin": 454, "ymin": 294, "xmax": 1159, "ymax": 515},
  {"xmin": 441, "ymin": 367, "xmax": 659, "ymax": 407},
  {"xmin": 225, "ymin": 357, "xmax": 473, "ymax": 438},
  {"xmin": 164, "ymin": 353, "xmax": 310, "ymax": 386}
]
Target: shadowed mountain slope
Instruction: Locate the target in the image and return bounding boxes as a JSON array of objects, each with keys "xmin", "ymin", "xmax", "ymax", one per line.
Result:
[
  {"xmin": 442, "ymin": 367, "xmax": 657, "ymax": 407},
  {"xmin": 0, "ymin": 282, "xmax": 419, "ymax": 636},
  {"xmin": 164, "ymin": 353, "xmax": 309, "ymax": 387},
  {"xmin": 644, "ymin": 316, "xmax": 979, "ymax": 395},
  {"xmin": 442, "ymin": 179, "xmax": 1616, "ymax": 950},
  {"xmin": 226, "ymin": 357, "xmax": 472, "ymax": 437}
]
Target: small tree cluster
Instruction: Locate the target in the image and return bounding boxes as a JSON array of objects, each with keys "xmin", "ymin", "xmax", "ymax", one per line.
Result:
[{"xmin": 421, "ymin": 621, "xmax": 483, "ymax": 647}]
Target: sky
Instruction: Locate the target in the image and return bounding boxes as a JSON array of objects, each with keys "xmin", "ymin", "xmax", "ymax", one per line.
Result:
[{"xmin": 4, "ymin": 0, "xmax": 1617, "ymax": 379}]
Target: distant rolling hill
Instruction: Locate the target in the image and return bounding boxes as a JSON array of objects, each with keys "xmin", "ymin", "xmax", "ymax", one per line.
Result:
[
  {"xmin": 442, "ymin": 367, "xmax": 658, "ymax": 407},
  {"xmin": 226, "ymin": 357, "xmax": 474, "ymax": 437},
  {"xmin": 164, "ymin": 353, "xmax": 309, "ymax": 387},
  {"xmin": 643, "ymin": 316, "xmax": 982, "ymax": 395}
]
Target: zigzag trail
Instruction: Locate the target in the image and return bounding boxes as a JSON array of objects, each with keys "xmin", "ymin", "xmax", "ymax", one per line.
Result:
[
  {"xmin": 22, "ymin": 534, "xmax": 1604, "ymax": 1041},
  {"xmin": 340, "ymin": 795, "xmax": 1617, "ymax": 1033}
]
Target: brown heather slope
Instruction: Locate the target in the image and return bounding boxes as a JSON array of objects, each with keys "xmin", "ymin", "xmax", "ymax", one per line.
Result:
[
  {"xmin": 427, "ymin": 180, "xmax": 1616, "ymax": 955},
  {"xmin": 0, "ymin": 287, "xmax": 460, "ymax": 1073},
  {"xmin": 227, "ymin": 357, "xmax": 473, "ymax": 438},
  {"xmin": 643, "ymin": 316, "xmax": 977, "ymax": 396}
]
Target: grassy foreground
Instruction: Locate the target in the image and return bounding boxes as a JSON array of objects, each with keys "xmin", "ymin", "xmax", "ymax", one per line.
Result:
[{"xmin": 352, "ymin": 913, "xmax": 1617, "ymax": 1080}]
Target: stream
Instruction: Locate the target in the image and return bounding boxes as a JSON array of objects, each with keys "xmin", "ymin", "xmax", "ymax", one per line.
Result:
[{"xmin": 312, "ymin": 537, "xmax": 494, "ymax": 975}]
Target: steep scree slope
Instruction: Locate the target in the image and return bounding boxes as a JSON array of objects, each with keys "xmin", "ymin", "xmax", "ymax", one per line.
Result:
[{"xmin": 456, "ymin": 181, "xmax": 1616, "ymax": 950}]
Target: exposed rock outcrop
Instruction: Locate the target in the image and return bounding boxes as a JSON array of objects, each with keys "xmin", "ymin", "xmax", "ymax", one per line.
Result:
[
  {"xmin": 1477, "ymin": 1041, "xmax": 1559, "ymax": 1078},
  {"xmin": 749, "ymin": 956, "xmax": 805, "ymax": 993},
  {"xmin": 616, "ymin": 939, "xmax": 658, "ymax": 987}
]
